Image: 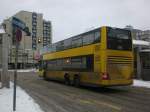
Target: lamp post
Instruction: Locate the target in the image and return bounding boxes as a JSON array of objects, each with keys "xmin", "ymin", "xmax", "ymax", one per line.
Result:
[
  {"xmin": 13, "ymin": 28, "xmax": 22, "ymax": 111},
  {"xmin": 37, "ymin": 38, "xmax": 41, "ymax": 68}
]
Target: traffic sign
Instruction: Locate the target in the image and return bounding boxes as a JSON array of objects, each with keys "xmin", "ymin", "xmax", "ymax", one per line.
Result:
[
  {"xmin": 12, "ymin": 17, "xmax": 30, "ymax": 36},
  {"xmin": 12, "ymin": 17, "xmax": 30, "ymax": 111},
  {"xmin": 12, "ymin": 17, "xmax": 26, "ymax": 31},
  {"xmin": 16, "ymin": 28, "xmax": 22, "ymax": 42}
]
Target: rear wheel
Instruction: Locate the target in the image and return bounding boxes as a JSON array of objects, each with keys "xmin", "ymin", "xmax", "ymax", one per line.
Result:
[
  {"xmin": 64, "ymin": 74, "xmax": 70, "ymax": 85},
  {"xmin": 73, "ymin": 75, "xmax": 80, "ymax": 87}
]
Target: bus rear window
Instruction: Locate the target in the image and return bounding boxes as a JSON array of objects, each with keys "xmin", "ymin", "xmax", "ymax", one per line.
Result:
[{"xmin": 107, "ymin": 27, "xmax": 132, "ymax": 50}]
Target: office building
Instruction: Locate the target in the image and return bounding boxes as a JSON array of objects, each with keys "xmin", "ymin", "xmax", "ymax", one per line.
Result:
[
  {"xmin": 43, "ymin": 20, "xmax": 52, "ymax": 46},
  {"xmin": 3, "ymin": 11, "xmax": 52, "ymax": 68}
]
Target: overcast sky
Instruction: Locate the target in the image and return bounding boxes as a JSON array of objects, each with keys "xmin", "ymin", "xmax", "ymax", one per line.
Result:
[{"xmin": 0, "ymin": 0, "xmax": 150, "ymax": 42}]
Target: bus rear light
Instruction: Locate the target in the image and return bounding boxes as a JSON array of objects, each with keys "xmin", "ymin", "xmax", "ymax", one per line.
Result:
[{"xmin": 102, "ymin": 72, "xmax": 109, "ymax": 80}]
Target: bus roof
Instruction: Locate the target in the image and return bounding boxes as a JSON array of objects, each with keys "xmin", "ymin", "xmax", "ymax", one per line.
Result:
[{"xmin": 53, "ymin": 27, "xmax": 101, "ymax": 45}]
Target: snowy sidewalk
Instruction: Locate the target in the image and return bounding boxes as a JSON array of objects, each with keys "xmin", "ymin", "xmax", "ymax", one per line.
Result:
[
  {"xmin": 8, "ymin": 69, "xmax": 38, "ymax": 73},
  {"xmin": 0, "ymin": 83, "xmax": 44, "ymax": 112},
  {"xmin": 133, "ymin": 79, "xmax": 150, "ymax": 88}
]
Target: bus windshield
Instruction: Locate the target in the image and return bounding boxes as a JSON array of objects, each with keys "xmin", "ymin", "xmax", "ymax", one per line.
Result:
[{"xmin": 107, "ymin": 27, "xmax": 132, "ymax": 50}]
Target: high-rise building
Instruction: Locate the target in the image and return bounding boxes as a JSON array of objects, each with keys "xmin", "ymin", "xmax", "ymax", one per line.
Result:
[
  {"xmin": 3, "ymin": 11, "xmax": 52, "ymax": 68},
  {"xmin": 43, "ymin": 20, "xmax": 52, "ymax": 47}
]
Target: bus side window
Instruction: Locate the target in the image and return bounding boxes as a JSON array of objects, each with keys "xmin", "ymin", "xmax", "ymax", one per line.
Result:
[
  {"xmin": 94, "ymin": 31, "xmax": 101, "ymax": 43},
  {"xmin": 47, "ymin": 60, "xmax": 54, "ymax": 70},
  {"xmin": 56, "ymin": 41, "xmax": 64, "ymax": 51},
  {"xmin": 62, "ymin": 58, "xmax": 71, "ymax": 70},
  {"xmin": 57, "ymin": 59, "xmax": 63, "ymax": 70},
  {"xmin": 83, "ymin": 33, "xmax": 95, "ymax": 45},
  {"xmin": 71, "ymin": 57, "xmax": 82, "ymax": 69},
  {"xmin": 71, "ymin": 36, "xmax": 82, "ymax": 48},
  {"xmin": 51, "ymin": 44, "xmax": 56, "ymax": 52},
  {"xmin": 86, "ymin": 56, "xmax": 94, "ymax": 71},
  {"xmin": 64, "ymin": 38, "xmax": 72, "ymax": 49}
]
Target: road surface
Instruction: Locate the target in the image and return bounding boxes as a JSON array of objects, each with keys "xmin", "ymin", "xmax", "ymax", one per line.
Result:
[{"xmin": 12, "ymin": 72, "xmax": 150, "ymax": 112}]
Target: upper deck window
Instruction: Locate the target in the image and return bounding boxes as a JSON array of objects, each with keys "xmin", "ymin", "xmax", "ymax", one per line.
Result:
[
  {"xmin": 107, "ymin": 27, "xmax": 131, "ymax": 40},
  {"xmin": 83, "ymin": 33, "xmax": 95, "ymax": 45},
  {"xmin": 107, "ymin": 27, "xmax": 132, "ymax": 50},
  {"xmin": 94, "ymin": 31, "xmax": 101, "ymax": 43},
  {"xmin": 72, "ymin": 36, "xmax": 82, "ymax": 48},
  {"xmin": 48, "ymin": 28, "xmax": 101, "ymax": 53},
  {"xmin": 64, "ymin": 38, "xmax": 72, "ymax": 49},
  {"xmin": 56, "ymin": 41, "xmax": 64, "ymax": 51}
]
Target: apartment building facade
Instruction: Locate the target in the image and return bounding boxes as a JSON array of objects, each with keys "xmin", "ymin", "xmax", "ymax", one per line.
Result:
[
  {"xmin": 43, "ymin": 20, "xmax": 52, "ymax": 47},
  {"xmin": 3, "ymin": 11, "xmax": 52, "ymax": 68}
]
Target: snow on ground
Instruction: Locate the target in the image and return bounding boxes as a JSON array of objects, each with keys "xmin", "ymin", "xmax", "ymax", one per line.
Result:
[
  {"xmin": 17, "ymin": 69, "xmax": 38, "ymax": 72},
  {"xmin": 0, "ymin": 82, "xmax": 44, "ymax": 112},
  {"xmin": 9, "ymin": 69, "xmax": 38, "ymax": 73},
  {"xmin": 133, "ymin": 80, "xmax": 150, "ymax": 88}
]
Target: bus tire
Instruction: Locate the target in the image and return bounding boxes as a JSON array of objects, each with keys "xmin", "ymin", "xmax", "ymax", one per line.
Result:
[
  {"xmin": 73, "ymin": 75, "xmax": 80, "ymax": 87},
  {"xmin": 64, "ymin": 74, "xmax": 70, "ymax": 85}
]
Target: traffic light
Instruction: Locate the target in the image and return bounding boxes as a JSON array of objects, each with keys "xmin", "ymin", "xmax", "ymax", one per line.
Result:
[{"xmin": 38, "ymin": 38, "xmax": 41, "ymax": 43}]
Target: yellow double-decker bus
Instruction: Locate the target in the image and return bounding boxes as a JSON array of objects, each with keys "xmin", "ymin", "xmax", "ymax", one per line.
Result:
[{"xmin": 39, "ymin": 26, "xmax": 134, "ymax": 87}]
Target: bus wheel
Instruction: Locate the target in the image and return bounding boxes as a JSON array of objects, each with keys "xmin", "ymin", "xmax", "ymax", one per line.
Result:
[
  {"xmin": 64, "ymin": 74, "xmax": 70, "ymax": 85},
  {"xmin": 73, "ymin": 75, "xmax": 80, "ymax": 87}
]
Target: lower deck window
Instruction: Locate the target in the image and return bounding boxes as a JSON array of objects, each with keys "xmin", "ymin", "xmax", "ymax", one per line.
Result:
[{"xmin": 46, "ymin": 55, "xmax": 94, "ymax": 71}]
